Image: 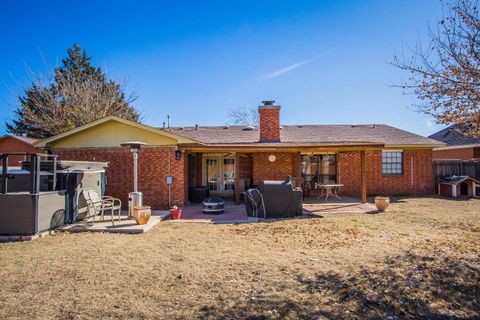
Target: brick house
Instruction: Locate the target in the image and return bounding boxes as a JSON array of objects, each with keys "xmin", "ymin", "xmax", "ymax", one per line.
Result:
[
  {"xmin": 429, "ymin": 125, "xmax": 480, "ymax": 160},
  {"xmin": 35, "ymin": 101, "xmax": 443, "ymax": 208},
  {"xmin": 0, "ymin": 134, "xmax": 41, "ymax": 166}
]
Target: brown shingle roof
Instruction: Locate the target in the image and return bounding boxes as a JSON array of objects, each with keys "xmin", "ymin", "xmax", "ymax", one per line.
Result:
[{"xmin": 165, "ymin": 124, "xmax": 442, "ymax": 146}]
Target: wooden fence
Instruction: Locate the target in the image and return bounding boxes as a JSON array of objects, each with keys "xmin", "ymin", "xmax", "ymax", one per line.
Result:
[{"xmin": 433, "ymin": 159, "xmax": 480, "ymax": 192}]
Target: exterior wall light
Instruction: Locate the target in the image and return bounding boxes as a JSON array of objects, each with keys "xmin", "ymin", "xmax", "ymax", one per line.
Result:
[{"xmin": 175, "ymin": 149, "xmax": 182, "ymax": 160}]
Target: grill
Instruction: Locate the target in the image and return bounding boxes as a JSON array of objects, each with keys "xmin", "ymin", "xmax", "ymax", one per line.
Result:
[{"xmin": 244, "ymin": 177, "xmax": 303, "ymax": 218}]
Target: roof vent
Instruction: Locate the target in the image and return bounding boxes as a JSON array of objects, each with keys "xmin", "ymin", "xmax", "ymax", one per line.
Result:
[
  {"xmin": 242, "ymin": 125, "xmax": 255, "ymax": 131},
  {"xmin": 351, "ymin": 125, "xmax": 357, "ymax": 128},
  {"xmin": 223, "ymin": 126, "xmax": 229, "ymax": 129},
  {"xmin": 297, "ymin": 125, "xmax": 303, "ymax": 128}
]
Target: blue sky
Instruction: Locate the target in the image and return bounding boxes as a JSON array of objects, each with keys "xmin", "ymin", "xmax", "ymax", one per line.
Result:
[{"xmin": 0, "ymin": 0, "xmax": 445, "ymax": 136}]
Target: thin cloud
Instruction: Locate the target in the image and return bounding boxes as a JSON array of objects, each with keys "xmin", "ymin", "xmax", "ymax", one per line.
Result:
[{"xmin": 259, "ymin": 59, "xmax": 311, "ymax": 81}]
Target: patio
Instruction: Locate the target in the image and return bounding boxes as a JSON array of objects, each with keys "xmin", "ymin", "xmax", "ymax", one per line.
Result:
[
  {"xmin": 174, "ymin": 197, "xmax": 378, "ymax": 223},
  {"xmin": 56, "ymin": 197, "xmax": 378, "ymax": 234},
  {"xmin": 302, "ymin": 196, "xmax": 378, "ymax": 215},
  {"xmin": 172, "ymin": 203, "xmax": 257, "ymax": 224},
  {"xmin": 59, "ymin": 210, "xmax": 170, "ymax": 234}
]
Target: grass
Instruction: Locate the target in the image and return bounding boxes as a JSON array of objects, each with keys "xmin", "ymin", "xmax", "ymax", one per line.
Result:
[{"xmin": 0, "ymin": 197, "xmax": 479, "ymax": 319}]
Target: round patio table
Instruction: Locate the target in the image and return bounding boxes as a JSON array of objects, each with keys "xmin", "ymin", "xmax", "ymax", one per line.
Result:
[{"xmin": 314, "ymin": 183, "xmax": 344, "ymax": 201}]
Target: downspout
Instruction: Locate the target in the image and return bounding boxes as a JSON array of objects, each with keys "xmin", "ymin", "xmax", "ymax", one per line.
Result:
[
  {"xmin": 168, "ymin": 147, "xmax": 172, "ymax": 208},
  {"xmin": 410, "ymin": 155, "xmax": 414, "ymax": 191}
]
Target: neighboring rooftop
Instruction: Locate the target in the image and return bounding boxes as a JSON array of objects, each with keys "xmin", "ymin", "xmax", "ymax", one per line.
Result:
[
  {"xmin": 429, "ymin": 125, "xmax": 480, "ymax": 147},
  {"xmin": 0, "ymin": 134, "xmax": 39, "ymax": 145},
  {"xmin": 166, "ymin": 124, "xmax": 443, "ymax": 146}
]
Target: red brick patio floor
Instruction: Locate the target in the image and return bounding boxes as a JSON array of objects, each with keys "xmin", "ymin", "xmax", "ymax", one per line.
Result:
[
  {"xmin": 171, "ymin": 197, "xmax": 378, "ymax": 223},
  {"xmin": 172, "ymin": 204, "xmax": 255, "ymax": 224},
  {"xmin": 302, "ymin": 196, "xmax": 378, "ymax": 215}
]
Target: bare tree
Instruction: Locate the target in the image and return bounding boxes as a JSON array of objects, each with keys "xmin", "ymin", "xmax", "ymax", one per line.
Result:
[
  {"xmin": 393, "ymin": 0, "xmax": 480, "ymax": 137},
  {"xmin": 228, "ymin": 106, "xmax": 259, "ymax": 127}
]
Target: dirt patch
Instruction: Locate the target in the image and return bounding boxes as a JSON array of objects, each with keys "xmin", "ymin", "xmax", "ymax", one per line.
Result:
[{"xmin": 0, "ymin": 197, "xmax": 479, "ymax": 319}]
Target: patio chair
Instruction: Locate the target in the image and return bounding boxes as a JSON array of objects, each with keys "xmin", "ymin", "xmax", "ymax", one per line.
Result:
[{"xmin": 82, "ymin": 188, "xmax": 122, "ymax": 226}]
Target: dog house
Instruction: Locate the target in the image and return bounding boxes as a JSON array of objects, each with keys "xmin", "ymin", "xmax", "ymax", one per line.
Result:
[{"xmin": 438, "ymin": 175, "xmax": 479, "ymax": 198}]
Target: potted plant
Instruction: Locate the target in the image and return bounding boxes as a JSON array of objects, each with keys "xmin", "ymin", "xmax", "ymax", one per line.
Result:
[
  {"xmin": 375, "ymin": 196, "xmax": 390, "ymax": 211},
  {"xmin": 133, "ymin": 206, "xmax": 151, "ymax": 225},
  {"xmin": 170, "ymin": 206, "xmax": 182, "ymax": 219}
]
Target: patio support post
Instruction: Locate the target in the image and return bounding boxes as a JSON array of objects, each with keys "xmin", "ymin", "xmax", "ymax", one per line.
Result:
[
  {"xmin": 234, "ymin": 153, "xmax": 240, "ymax": 203},
  {"xmin": 360, "ymin": 150, "xmax": 367, "ymax": 204}
]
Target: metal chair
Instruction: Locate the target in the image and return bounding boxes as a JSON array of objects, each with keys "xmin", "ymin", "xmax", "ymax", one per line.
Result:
[{"xmin": 82, "ymin": 188, "xmax": 122, "ymax": 226}]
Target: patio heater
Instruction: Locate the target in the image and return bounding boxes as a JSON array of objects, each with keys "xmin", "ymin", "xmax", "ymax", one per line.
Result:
[{"xmin": 121, "ymin": 141, "xmax": 147, "ymax": 217}]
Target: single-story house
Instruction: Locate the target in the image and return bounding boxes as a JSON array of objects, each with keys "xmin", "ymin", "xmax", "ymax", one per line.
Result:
[
  {"xmin": 0, "ymin": 134, "xmax": 41, "ymax": 166},
  {"xmin": 429, "ymin": 125, "xmax": 480, "ymax": 160},
  {"xmin": 34, "ymin": 101, "xmax": 444, "ymax": 208}
]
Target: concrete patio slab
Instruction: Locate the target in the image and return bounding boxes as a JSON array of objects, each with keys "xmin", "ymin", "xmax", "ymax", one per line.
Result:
[{"xmin": 60, "ymin": 210, "xmax": 170, "ymax": 234}]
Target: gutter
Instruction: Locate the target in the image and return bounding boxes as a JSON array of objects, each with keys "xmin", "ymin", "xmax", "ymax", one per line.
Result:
[{"xmin": 433, "ymin": 143, "xmax": 480, "ymax": 150}]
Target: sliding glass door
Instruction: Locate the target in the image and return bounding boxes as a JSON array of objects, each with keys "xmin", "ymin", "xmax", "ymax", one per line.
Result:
[{"xmin": 301, "ymin": 154, "xmax": 337, "ymax": 188}]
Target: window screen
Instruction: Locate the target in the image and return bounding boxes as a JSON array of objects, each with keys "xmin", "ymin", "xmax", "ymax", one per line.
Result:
[{"xmin": 382, "ymin": 151, "xmax": 403, "ymax": 175}]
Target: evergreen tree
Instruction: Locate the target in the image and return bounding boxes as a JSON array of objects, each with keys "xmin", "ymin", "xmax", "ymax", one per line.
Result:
[{"xmin": 7, "ymin": 44, "xmax": 140, "ymax": 139}]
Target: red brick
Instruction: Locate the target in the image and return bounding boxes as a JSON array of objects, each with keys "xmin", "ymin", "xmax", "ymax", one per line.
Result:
[
  {"xmin": 259, "ymin": 106, "xmax": 281, "ymax": 142},
  {"xmin": 338, "ymin": 150, "xmax": 433, "ymax": 196},
  {"xmin": 432, "ymin": 147, "xmax": 480, "ymax": 160},
  {"xmin": 0, "ymin": 136, "xmax": 42, "ymax": 166},
  {"xmin": 53, "ymin": 147, "xmax": 185, "ymax": 209},
  {"xmin": 252, "ymin": 152, "xmax": 300, "ymax": 185}
]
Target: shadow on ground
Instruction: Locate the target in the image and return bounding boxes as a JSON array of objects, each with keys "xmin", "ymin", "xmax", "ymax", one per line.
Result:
[{"xmin": 199, "ymin": 252, "xmax": 479, "ymax": 319}]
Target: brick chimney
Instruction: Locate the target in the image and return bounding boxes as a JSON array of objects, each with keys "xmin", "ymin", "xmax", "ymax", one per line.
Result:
[{"xmin": 258, "ymin": 100, "xmax": 281, "ymax": 142}]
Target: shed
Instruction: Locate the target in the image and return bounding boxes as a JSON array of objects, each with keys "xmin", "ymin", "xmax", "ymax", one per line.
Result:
[
  {"xmin": 0, "ymin": 135, "xmax": 41, "ymax": 166},
  {"xmin": 438, "ymin": 175, "xmax": 479, "ymax": 198}
]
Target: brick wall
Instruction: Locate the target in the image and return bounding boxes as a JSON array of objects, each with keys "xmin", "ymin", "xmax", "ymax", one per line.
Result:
[
  {"xmin": 432, "ymin": 147, "xmax": 477, "ymax": 160},
  {"xmin": 0, "ymin": 137, "xmax": 42, "ymax": 166},
  {"xmin": 252, "ymin": 152, "xmax": 300, "ymax": 185},
  {"xmin": 53, "ymin": 147, "xmax": 185, "ymax": 208},
  {"xmin": 259, "ymin": 106, "xmax": 281, "ymax": 142},
  {"xmin": 238, "ymin": 153, "xmax": 253, "ymax": 181},
  {"xmin": 338, "ymin": 150, "xmax": 433, "ymax": 196}
]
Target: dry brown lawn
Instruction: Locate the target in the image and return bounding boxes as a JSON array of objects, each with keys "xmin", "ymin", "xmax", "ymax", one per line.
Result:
[{"xmin": 0, "ymin": 197, "xmax": 479, "ymax": 319}]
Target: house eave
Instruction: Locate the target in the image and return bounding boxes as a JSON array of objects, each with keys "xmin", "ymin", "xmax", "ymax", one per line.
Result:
[
  {"xmin": 433, "ymin": 143, "xmax": 480, "ymax": 151},
  {"xmin": 179, "ymin": 142, "xmax": 440, "ymax": 151},
  {"xmin": 34, "ymin": 116, "xmax": 202, "ymax": 148}
]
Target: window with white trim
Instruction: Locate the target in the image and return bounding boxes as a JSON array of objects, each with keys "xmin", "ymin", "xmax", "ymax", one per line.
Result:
[{"xmin": 382, "ymin": 151, "xmax": 403, "ymax": 175}]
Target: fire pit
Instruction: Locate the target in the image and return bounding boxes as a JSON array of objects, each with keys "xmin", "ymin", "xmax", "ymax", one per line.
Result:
[{"xmin": 202, "ymin": 197, "xmax": 225, "ymax": 214}]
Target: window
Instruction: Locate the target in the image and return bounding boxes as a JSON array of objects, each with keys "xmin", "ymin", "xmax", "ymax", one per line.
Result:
[
  {"xmin": 301, "ymin": 154, "xmax": 337, "ymax": 188},
  {"xmin": 382, "ymin": 151, "xmax": 403, "ymax": 175}
]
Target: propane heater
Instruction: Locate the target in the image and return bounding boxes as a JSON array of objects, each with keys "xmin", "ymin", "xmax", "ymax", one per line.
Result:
[{"xmin": 121, "ymin": 141, "xmax": 147, "ymax": 217}]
